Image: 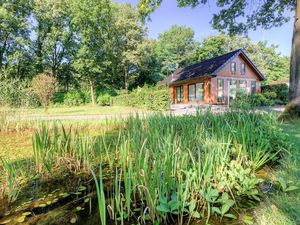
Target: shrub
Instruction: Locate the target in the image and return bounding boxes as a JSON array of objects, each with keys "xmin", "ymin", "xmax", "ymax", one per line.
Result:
[
  {"xmin": 63, "ymin": 90, "xmax": 85, "ymax": 106},
  {"xmin": 262, "ymin": 83, "xmax": 288, "ymax": 104},
  {"xmin": 53, "ymin": 92, "xmax": 66, "ymax": 104},
  {"xmin": 0, "ymin": 78, "xmax": 40, "ymax": 107},
  {"xmin": 113, "ymin": 86, "xmax": 168, "ymax": 111},
  {"xmin": 31, "ymin": 72, "xmax": 58, "ymax": 110},
  {"xmin": 97, "ymin": 94, "xmax": 111, "ymax": 106}
]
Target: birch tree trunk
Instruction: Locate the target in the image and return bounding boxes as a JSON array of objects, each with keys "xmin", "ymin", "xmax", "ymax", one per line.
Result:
[{"xmin": 286, "ymin": 0, "xmax": 300, "ymax": 116}]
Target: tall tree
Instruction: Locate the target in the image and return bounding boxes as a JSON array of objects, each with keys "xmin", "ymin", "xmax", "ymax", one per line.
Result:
[
  {"xmin": 113, "ymin": 4, "xmax": 148, "ymax": 90},
  {"xmin": 156, "ymin": 25, "xmax": 198, "ymax": 75},
  {"xmin": 70, "ymin": 0, "xmax": 113, "ymax": 104},
  {"xmin": 138, "ymin": 0, "xmax": 299, "ymax": 115},
  {"xmin": 33, "ymin": 0, "xmax": 75, "ymax": 82},
  {"xmin": 0, "ymin": 0, "xmax": 32, "ymax": 78}
]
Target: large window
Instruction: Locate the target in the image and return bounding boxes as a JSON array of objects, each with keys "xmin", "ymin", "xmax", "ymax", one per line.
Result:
[
  {"xmin": 188, "ymin": 82, "xmax": 204, "ymax": 102},
  {"xmin": 231, "ymin": 62, "xmax": 236, "ymax": 73},
  {"xmin": 176, "ymin": 86, "xmax": 183, "ymax": 103},
  {"xmin": 217, "ymin": 79, "xmax": 224, "ymax": 102},
  {"xmin": 229, "ymin": 79, "xmax": 237, "ymax": 99},
  {"xmin": 239, "ymin": 80, "xmax": 247, "ymax": 92},
  {"xmin": 251, "ymin": 81, "xmax": 256, "ymax": 95},
  {"xmin": 241, "ymin": 63, "xmax": 246, "ymax": 75}
]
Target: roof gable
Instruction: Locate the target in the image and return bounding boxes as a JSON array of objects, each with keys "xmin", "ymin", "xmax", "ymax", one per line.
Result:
[{"xmin": 169, "ymin": 49, "xmax": 265, "ymax": 84}]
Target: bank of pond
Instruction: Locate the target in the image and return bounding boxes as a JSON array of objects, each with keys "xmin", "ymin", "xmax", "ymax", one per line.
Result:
[{"xmin": 0, "ymin": 111, "xmax": 294, "ymax": 225}]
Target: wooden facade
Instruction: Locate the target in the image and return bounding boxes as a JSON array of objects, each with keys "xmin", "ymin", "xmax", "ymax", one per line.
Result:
[{"xmin": 169, "ymin": 50, "xmax": 265, "ymax": 105}]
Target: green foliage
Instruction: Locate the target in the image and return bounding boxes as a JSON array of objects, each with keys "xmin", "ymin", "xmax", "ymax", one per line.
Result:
[
  {"xmin": 0, "ymin": 77, "xmax": 40, "ymax": 107},
  {"xmin": 262, "ymin": 83, "xmax": 289, "ymax": 104},
  {"xmin": 113, "ymin": 86, "xmax": 168, "ymax": 111},
  {"xmin": 31, "ymin": 72, "xmax": 58, "ymax": 110},
  {"xmin": 97, "ymin": 94, "xmax": 111, "ymax": 106},
  {"xmin": 63, "ymin": 90, "xmax": 85, "ymax": 106}
]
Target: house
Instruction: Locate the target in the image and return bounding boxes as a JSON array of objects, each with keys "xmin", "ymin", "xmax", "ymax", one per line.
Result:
[{"xmin": 165, "ymin": 49, "xmax": 265, "ymax": 105}]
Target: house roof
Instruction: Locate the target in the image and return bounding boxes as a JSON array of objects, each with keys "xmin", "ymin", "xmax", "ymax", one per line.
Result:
[{"xmin": 160, "ymin": 49, "xmax": 265, "ymax": 85}]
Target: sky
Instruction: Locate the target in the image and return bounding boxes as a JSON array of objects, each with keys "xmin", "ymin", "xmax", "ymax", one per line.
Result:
[{"xmin": 116, "ymin": 0, "xmax": 293, "ymax": 57}]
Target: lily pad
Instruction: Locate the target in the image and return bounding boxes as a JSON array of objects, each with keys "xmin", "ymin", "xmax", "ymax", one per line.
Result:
[
  {"xmin": 22, "ymin": 212, "xmax": 31, "ymax": 216},
  {"xmin": 16, "ymin": 216, "xmax": 26, "ymax": 223},
  {"xmin": 70, "ymin": 217, "xmax": 77, "ymax": 224}
]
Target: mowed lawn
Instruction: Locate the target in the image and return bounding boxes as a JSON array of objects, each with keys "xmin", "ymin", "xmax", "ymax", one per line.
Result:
[
  {"xmin": 255, "ymin": 118, "xmax": 300, "ymax": 225},
  {"xmin": 0, "ymin": 105, "xmax": 148, "ymax": 117}
]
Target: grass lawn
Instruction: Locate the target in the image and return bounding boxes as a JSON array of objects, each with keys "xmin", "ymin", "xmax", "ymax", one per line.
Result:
[
  {"xmin": 255, "ymin": 118, "xmax": 300, "ymax": 225},
  {"xmin": 0, "ymin": 104, "xmax": 148, "ymax": 117}
]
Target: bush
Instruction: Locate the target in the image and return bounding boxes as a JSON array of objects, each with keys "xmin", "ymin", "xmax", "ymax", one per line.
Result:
[
  {"xmin": 63, "ymin": 90, "xmax": 85, "ymax": 106},
  {"xmin": 31, "ymin": 72, "xmax": 58, "ymax": 110},
  {"xmin": 113, "ymin": 85, "xmax": 168, "ymax": 111},
  {"xmin": 97, "ymin": 93, "xmax": 111, "ymax": 106},
  {"xmin": 0, "ymin": 78, "xmax": 40, "ymax": 108},
  {"xmin": 262, "ymin": 83, "xmax": 288, "ymax": 104}
]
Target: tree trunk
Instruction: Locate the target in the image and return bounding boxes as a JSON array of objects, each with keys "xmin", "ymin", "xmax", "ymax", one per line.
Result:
[
  {"xmin": 285, "ymin": 0, "xmax": 300, "ymax": 116},
  {"xmin": 89, "ymin": 78, "xmax": 96, "ymax": 105},
  {"xmin": 124, "ymin": 66, "xmax": 129, "ymax": 91}
]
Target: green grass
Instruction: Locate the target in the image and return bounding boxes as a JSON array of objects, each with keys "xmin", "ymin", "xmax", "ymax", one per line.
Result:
[
  {"xmin": 0, "ymin": 105, "xmax": 147, "ymax": 117},
  {"xmin": 255, "ymin": 118, "xmax": 300, "ymax": 225}
]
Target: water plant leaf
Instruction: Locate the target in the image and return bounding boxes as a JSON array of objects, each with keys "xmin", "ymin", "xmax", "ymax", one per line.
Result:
[
  {"xmin": 156, "ymin": 203, "xmax": 170, "ymax": 213},
  {"xmin": 79, "ymin": 186, "xmax": 86, "ymax": 191},
  {"xmin": 224, "ymin": 213, "xmax": 237, "ymax": 219},
  {"xmin": 70, "ymin": 217, "xmax": 77, "ymax": 224},
  {"xmin": 38, "ymin": 203, "xmax": 47, "ymax": 207},
  {"xmin": 21, "ymin": 212, "xmax": 31, "ymax": 216},
  {"xmin": 285, "ymin": 186, "xmax": 298, "ymax": 192},
  {"xmin": 46, "ymin": 201, "xmax": 52, "ymax": 205},
  {"xmin": 84, "ymin": 198, "xmax": 89, "ymax": 203},
  {"xmin": 16, "ymin": 216, "xmax": 26, "ymax": 223},
  {"xmin": 76, "ymin": 206, "xmax": 82, "ymax": 211},
  {"xmin": 191, "ymin": 211, "xmax": 201, "ymax": 218}
]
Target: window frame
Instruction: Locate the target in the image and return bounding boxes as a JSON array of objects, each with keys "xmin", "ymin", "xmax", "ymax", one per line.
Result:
[
  {"xmin": 251, "ymin": 81, "xmax": 256, "ymax": 95},
  {"xmin": 175, "ymin": 86, "xmax": 183, "ymax": 103},
  {"xmin": 241, "ymin": 63, "xmax": 246, "ymax": 75},
  {"xmin": 188, "ymin": 82, "xmax": 204, "ymax": 102},
  {"xmin": 217, "ymin": 79, "xmax": 224, "ymax": 102},
  {"xmin": 230, "ymin": 62, "xmax": 236, "ymax": 74}
]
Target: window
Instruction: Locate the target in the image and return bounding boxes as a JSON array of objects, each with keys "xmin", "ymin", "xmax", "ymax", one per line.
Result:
[
  {"xmin": 229, "ymin": 79, "xmax": 237, "ymax": 99},
  {"xmin": 231, "ymin": 62, "xmax": 236, "ymax": 73},
  {"xmin": 239, "ymin": 80, "xmax": 247, "ymax": 92},
  {"xmin": 188, "ymin": 84, "xmax": 196, "ymax": 101},
  {"xmin": 217, "ymin": 79, "xmax": 224, "ymax": 102},
  {"xmin": 188, "ymin": 82, "xmax": 204, "ymax": 102},
  {"xmin": 251, "ymin": 81, "xmax": 256, "ymax": 95},
  {"xmin": 241, "ymin": 63, "xmax": 246, "ymax": 75},
  {"xmin": 176, "ymin": 86, "xmax": 183, "ymax": 103}
]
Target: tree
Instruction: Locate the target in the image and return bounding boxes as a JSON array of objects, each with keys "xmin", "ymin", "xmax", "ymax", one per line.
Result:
[
  {"xmin": 31, "ymin": 72, "xmax": 58, "ymax": 111},
  {"xmin": 0, "ymin": 0, "xmax": 33, "ymax": 78},
  {"xmin": 113, "ymin": 4, "xmax": 148, "ymax": 90},
  {"xmin": 195, "ymin": 34, "xmax": 289, "ymax": 83},
  {"xmin": 32, "ymin": 0, "xmax": 76, "ymax": 85},
  {"xmin": 138, "ymin": 0, "xmax": 299, "ymax": 115},
  {"xmin": 70, "ymin": 0, "xmax": 113, "ymax": 104},
  {"xmin": 156, "ymin": 25, "xmax": 198, "ymax": 75}
]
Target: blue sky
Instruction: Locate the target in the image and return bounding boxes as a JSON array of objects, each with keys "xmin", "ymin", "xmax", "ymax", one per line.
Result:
[{"xmin": 116, "ymin": 0, "xmax": 293, "ymax": 56}]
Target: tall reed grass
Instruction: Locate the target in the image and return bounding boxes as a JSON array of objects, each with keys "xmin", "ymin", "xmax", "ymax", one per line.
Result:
[{"xmin": 1, "ymin": 110, "xmax": 289, "ymax": 224}]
